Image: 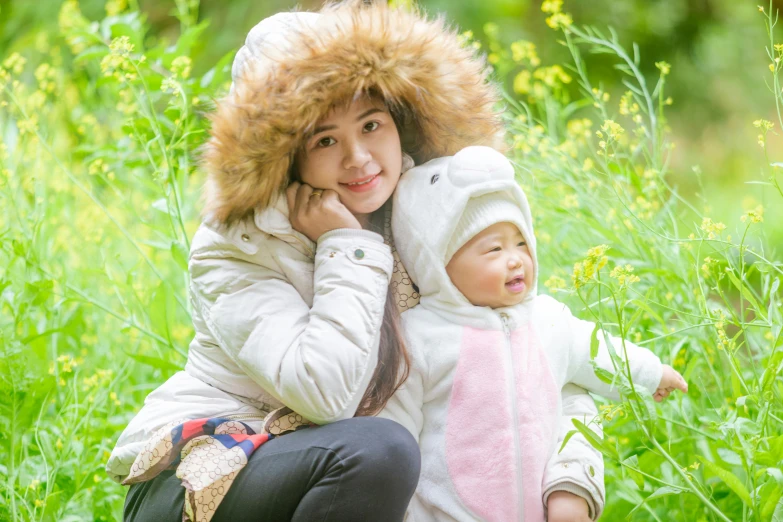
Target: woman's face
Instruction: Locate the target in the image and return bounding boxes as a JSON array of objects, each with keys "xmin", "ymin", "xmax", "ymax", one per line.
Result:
[{"xmin": 296, "ymin": 96, "xmax": 403, "ymax": 218}]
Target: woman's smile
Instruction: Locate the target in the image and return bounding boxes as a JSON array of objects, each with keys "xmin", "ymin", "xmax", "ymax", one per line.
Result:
[{"xmin": 341, "ymin": 172, "xmax": 383, "ymax": 192}]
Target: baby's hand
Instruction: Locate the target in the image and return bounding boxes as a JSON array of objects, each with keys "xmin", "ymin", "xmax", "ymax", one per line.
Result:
[
  {"xmin": 654, "ymin": 364, "xmax": 688, "ymax": 402},
  {"xmin": 547, "ymin": 490, "xmax": 591, "ymax": 522}
]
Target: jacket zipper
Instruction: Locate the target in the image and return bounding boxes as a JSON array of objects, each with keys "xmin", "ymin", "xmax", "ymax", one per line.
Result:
[{"xmin": 500, "ymin": 312, "xmax": 524, "ymax": 521}]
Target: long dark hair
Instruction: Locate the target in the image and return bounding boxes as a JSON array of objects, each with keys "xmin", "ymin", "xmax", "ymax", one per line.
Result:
[
  {"xmin": 291, "ymin": 91, "xmax": 413, "ymax": 416},
  {"xmin": 355, "ymin": 287, "xmax": 411, "ymax": 416}
]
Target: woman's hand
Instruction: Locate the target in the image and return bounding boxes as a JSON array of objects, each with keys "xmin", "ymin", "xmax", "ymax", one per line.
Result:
[
  {"xmin": 286, "ymin": 181, "xmax": 362, "ymax": 242},
  {"xmin": 547, "ymin": 490, "xmax": 592, "ymax": 522},
  {"xmin": 654, "ymin": 364, "xmax": 688, "ymax": 402}
]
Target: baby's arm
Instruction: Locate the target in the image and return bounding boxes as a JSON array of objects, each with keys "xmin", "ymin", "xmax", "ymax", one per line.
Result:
[
  {"xmin": 543, "ymin": 384, "xmax": 605, "ymax": 521},
  {"xmin": 562, "ymin": 301, "xmax": 674, "ymax": 400}
]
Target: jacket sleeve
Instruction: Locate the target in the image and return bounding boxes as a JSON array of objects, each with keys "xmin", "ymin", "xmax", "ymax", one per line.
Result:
[
  {"xmin": 189, "ymin": 228, "xmax": 393, "ymax": 424},
  {"xmin": 564, "ymin": 304, "xmax": 663, "ymax": 400},
  {"xmin": 542, "ymin": 384, "xmax": 605, "ymax": 520}
]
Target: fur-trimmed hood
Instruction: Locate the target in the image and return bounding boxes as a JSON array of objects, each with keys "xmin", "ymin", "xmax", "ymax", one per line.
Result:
[{"xmin": 202, "ymin": 0, "xmax": 506, "ymax": 226}]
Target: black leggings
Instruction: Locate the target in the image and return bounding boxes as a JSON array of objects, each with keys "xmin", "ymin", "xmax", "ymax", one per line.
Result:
[{"xmin": 123, "ymin": 417, "xmax": 420, "ymax": 521}]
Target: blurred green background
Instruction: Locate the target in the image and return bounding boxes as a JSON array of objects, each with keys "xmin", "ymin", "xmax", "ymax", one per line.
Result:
[
  {"xmin": 2, "ymin": 0, "xmax": 780, "ymax": 240},
  {"xmin": 1, "ymin": 0, "xmax": 782, "ymax": 520}
]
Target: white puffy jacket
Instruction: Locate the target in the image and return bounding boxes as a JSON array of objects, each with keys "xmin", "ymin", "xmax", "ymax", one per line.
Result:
[{"xmin": 106, "ymin": 196, "xmax": 394, "ymax": 482}]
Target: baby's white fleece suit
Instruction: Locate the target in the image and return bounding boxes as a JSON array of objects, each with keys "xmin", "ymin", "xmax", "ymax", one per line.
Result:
[{"xmin": 379, "ymin": 146, "xmax": 663, "ymax": 521}]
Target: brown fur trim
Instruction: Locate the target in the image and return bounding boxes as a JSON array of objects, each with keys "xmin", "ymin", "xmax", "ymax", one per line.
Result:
[{"xmin": 202, "ymin": 0, "xmax": 506, "ymax": 226}]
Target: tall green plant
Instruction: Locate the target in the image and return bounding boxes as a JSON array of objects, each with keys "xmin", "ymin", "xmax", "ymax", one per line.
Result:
[{"xmin": 477, "ymin": 1, "xmax": 783, "ymax": 519}]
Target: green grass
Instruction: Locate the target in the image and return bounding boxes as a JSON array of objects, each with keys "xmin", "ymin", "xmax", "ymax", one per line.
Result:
[{"xmin": 0, "ymin": 0, "xmax": 781, "ymax": 520}]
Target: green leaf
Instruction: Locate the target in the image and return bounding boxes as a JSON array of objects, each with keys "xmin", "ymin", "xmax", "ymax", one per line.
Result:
[
  {"xmin": 592, "ymin": 365, "xmax": 615, "ymax": 384},
  {"xmin": 623, "ymin": 454, "xmax": 645, "ymax": 488},
  {"xmin": 762, "ymin": 486, "xmax": 783, "ymax": 520},
  {"xmin": 73, "ymin": 45, "xmax": 109, "ymax": 64},
  {"xmin": 626, "ymin": 486, "xmax": 685, "ymax": 517},
  {"xmin": 124, "ymin": 351, "xmax": 182, "ymax": 372},
  {"xmin": 572, "ymin": 419, "xmax": 618, "ymax": 459},
  {"xmin": 558, "ymin": 429, "xmax": 577, "ymax": 453},
  {"xmin": 726, "ymin": 271, "xmax": 768, "ymax": 320},
  {"xmin": 696, "ymin": 456, "xmax": 752, "ymax": 506},
  {"xmin": 630, "ymin": 299, "xmax": 666, "ymax": 328},
  {"xmin": 171, "ymin": 240, "xmax": 189, "ymax": 271}
]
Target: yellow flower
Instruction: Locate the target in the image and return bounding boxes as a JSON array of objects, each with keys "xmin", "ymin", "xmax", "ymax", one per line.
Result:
[
  {"xmin": 655, "ymin": 61, "xmax": 671, "ymax": 76},
  {"xmin": 513, "ymin": 70, "xmax": 531, "ymax": 94},
  {"xmin": 601, "ymin": 119, "xmax": 625, "ymax": 140},
  {"xmin": 541, "ymin": 0, "xmax": 563, "ymax": 14},
  {"xmin": 582, "ymin": 157, "xmax": 594, "ymax": 171},
  {"xmin": 741, "ymin": 205, "xmax": 764, "ymax": 224},
  {"xmin": 573, "ymin": 245, "xmax": 609, "ymax": 288},
  {"xmin": 546, "ymin": 12, "xmax": 573, "ymax": 30},
  {"xmin": 533, "ymin": 65, "xmax": 572, "ymax": 88},
  {"xmin": 2, "ymin": 53, "xmax": 26, "ymax": 75},
  {"xmin": 701, "ymin": 256, "xmax": 718, "ymax": 278},
  {"xmin": 88, "ymin": 159, "xmax": 109, "ymax": 176},
  {"xmin": 29, "ymin": 479, "xmax": 40, "ymax": 490},
  {"xmin": 170, "ymin": 56, "xmax": 192, "ymax": 79},
  {"xmin": 609, "ymin": 264, "xmax": 640, "ymax": 286},
  {"xmin": 17, "ymin": 116, "xmax": 39, "ymax": 136},
  {"xmin": 619, "ymin": 91, "xmax": 640, "ymax": 116},
  {"xmin": 105, "ymin": 0, "xmax": 128, "ymax": 16},
  {"xmin": 100, "ymin": 36, "xmax": 138, "ymax": 81},
  {"xmin": 753, "ymin": 119, "xmax": 774, "ymax": 130},
  {"xmin": 700, "ymin": 217, "xmax": 726, "ymax": 239},
  {"xmin": 161, "ymin": 77, "xmax": 179, "ymax": 94},
  {"xmin": 562, "ymin": 194, "xmax": 579, "ymax": 209},
  {"xmin": 56, "ymin": 438, "xmax": 63, "ymax": 450},
  {"xmin": 35, "ymin": 499, "xmax": 44, "ymax": 508},
  {"xmin": 510, "ymin": 41, "xmax": 541, "ymax": 66},
  {"xmin": 544, "ymin": 275, "xmax": 566, "ymax": 290}
]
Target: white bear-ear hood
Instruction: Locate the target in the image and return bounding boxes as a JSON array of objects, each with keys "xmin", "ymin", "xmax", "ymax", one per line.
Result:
[{"xmin": 392, "ymin": 146, "xmax": 538, "ymax": 325}]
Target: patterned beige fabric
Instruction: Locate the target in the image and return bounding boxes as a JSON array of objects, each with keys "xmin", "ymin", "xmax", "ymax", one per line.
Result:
[{"xmin": 383, "ymin": 202, "xmax": 420, "ymax": 313}]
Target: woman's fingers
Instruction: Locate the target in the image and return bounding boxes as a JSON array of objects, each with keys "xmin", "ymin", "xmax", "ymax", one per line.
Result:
[
  {"xmin": 296, "ymin": 183, "xmax": 314, "ymax": 211},
  {"xmin": 286, "ymin": 182, "xmax": 299, "ymax": 212}
]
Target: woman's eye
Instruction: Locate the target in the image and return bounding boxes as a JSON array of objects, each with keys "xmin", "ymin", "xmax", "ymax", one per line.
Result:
[
  {"xmin": 316, "ymin": 137, "xmax": 335, "ymax": 148},
  {"xmin": 364, "ymin": 121, "xmax": 380, "ymax": 132}
]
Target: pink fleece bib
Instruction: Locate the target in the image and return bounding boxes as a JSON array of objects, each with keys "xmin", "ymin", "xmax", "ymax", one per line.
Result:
[{"xmin": 445, "ymin": 323, "xmax": 558, "ymax": 521}]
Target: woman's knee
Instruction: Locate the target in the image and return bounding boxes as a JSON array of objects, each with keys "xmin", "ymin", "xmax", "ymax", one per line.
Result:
[{"xmin": 340, "ymin": 417, "xmax": 421, "ymax": 487}]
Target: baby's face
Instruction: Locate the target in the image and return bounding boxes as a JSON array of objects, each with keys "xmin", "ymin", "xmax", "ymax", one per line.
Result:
[{"xmin": 445, "ymin": 222, "xmax": 534, "ymax": 309}]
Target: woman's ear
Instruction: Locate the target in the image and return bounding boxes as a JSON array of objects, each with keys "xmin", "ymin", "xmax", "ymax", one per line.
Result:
[{"xmin": 401, "ymin": 151, "xmax": 415, "ymax": 173}]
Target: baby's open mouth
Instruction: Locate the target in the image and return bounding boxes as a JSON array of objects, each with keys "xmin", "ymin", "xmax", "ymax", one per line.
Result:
[{"xmin": 505, "ymin": 277, "xmax": 526, "ymax": 293}]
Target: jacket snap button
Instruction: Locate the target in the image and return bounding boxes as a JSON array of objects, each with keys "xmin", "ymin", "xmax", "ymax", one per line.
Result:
[
  {"xmin": 241, "ymin": 233, "xmax": 250, "ymax": 242},
  {"xmin": 354, "ymin": 249, "xmax": 365, "ymax": 259},
  {"xmin": 329, "ymin": 252, "xmax": 336, "ymax": 258},
  {"xmin": 562, "ymin": 463, "xmax": 569, "ymax": 468}
]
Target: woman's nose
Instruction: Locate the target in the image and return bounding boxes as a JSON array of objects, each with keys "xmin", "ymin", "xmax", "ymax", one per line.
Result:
[{"xmin": 344, "ymin": 141, "xmax": 372, "ymax": 170}]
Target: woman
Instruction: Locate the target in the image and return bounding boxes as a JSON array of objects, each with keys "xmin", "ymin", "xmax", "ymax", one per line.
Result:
[{"xmin": 108, "ymin": 2, "xmax": 505, "ymax": 520}]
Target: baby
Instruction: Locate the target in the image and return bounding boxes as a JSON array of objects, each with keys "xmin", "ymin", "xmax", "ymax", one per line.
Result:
[{"xmin": 380, "ymin": 146, "xmax": 687, "ymax": 522}]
